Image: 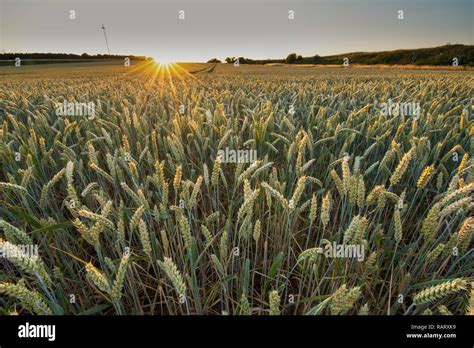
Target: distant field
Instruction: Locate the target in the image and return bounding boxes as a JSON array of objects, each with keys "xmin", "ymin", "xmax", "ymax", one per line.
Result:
[
  {"xmin": 1, "ymin": 60, "xmax": 472, "ymax": 77},
  {"xmin": 0, "ymin": 61, "xmax": 472, "ymax": 315}
]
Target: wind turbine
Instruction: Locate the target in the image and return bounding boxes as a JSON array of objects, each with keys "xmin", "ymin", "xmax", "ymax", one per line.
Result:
[{"xmin": 101, "ymin": 24, "xmax": 110, "ymax": 55}]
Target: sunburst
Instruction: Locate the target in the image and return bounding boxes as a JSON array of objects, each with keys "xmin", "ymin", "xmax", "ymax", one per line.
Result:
[{"xmin": 152, "ymin": 56, "xmax": 175, "ymax": 68}]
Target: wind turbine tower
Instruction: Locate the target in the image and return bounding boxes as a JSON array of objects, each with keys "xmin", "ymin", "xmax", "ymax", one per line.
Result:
[{"xmin": 101, "ymin": 24, "xmax": 111, "ymax": 55}]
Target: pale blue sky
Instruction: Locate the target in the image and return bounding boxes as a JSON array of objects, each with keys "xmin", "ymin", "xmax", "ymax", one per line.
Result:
[{"xmin": 1, "ymin": 0, "xmax": 472, "ymax": 62}]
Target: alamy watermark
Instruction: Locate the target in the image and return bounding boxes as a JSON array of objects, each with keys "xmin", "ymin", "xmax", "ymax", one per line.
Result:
[
  {"xmin": 18, "ymin": 322, "xmax": 55, "ymax": 342},
  {"xmin": 55, "ymin": 100, "xmax": 96, "ymax": 120},
  {"xmin": 322, "ymin": 240, "xmax": 365, "ymax": 262},
  {"xmin": 217, "ymin": 147, "xmax": 257, "ymax": 164},
  {"xmin": 0, "ymin": 244, "xmax": 39, "ymax": 259},
  {"xmin": 375, "ymin": 99, "xmax": 420, "ymax": 119}
]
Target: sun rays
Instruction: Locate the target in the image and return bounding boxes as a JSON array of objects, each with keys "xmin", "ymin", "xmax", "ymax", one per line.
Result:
[
  {"xmin": 139, "ymin": 59, "xmax": 210, "ymax": 94},
  {"xmin": 119, "ymin": 58, "xmax": 212, "ymax": 115}
]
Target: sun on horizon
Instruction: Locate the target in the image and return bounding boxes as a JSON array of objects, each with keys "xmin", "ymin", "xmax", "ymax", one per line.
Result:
[{"xmin": 151, "ymin": 55, "xmax": 176, "ymax": 66}]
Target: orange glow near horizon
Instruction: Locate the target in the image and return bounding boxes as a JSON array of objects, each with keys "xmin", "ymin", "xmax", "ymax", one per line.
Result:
[
  {"xmin": 135, "ymin": 58, "xmax": 210, "ymax": 107},
  {"xmin": 152, "ymin": 56, "xmax": 175, "ymax": 67}
]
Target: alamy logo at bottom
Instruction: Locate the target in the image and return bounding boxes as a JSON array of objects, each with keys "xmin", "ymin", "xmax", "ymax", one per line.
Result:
[{"xmin": 18, "ymin": 322, "xmax": 56, "ymax": 341}]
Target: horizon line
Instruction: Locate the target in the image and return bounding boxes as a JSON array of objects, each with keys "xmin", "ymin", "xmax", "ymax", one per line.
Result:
[{"xmin": 2, "ymin": 43, "xmax": 472, "ymax": 63}]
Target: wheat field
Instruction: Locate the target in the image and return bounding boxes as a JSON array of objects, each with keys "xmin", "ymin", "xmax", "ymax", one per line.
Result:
[{"xmin": 0, "ymin": 62, "xmax": 472, "ymax": 315}]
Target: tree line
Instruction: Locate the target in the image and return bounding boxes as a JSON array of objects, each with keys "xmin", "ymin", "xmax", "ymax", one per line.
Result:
[{"xmin": 208, "ymin": 44, "xmax": 474, "ymax": 66}]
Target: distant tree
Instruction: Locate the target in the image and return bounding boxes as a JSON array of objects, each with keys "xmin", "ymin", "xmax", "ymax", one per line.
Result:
[
  {"xmin": 223, "ymin": 57, "xmax": 252, "ymax": 64},
  {"xmin": 237, "ymin": 57, "xmax": 248, "ymax": 64},
  {"xmin": 207, "ymin": 58, "xmax": 222, "ymax": 63},
  {"xmin": 313, "ymin": 54, "xmax": 321, "ymax": 63},
  {"xmin": 285, "ymin": 53, "xmax": 298, "ymax": 64},
  {"xmin": 81, "ymin": 53, "xmax": 90, "ymax": 58},
  {"xmin": 297, "ymin": 55, "xmax": 303, "ymax": 61}
]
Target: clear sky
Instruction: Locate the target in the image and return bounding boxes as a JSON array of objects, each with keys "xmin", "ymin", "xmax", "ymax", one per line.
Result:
[{"xmin": 1, "ymin": 0, "xmax": 472, "ymax": 62}]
